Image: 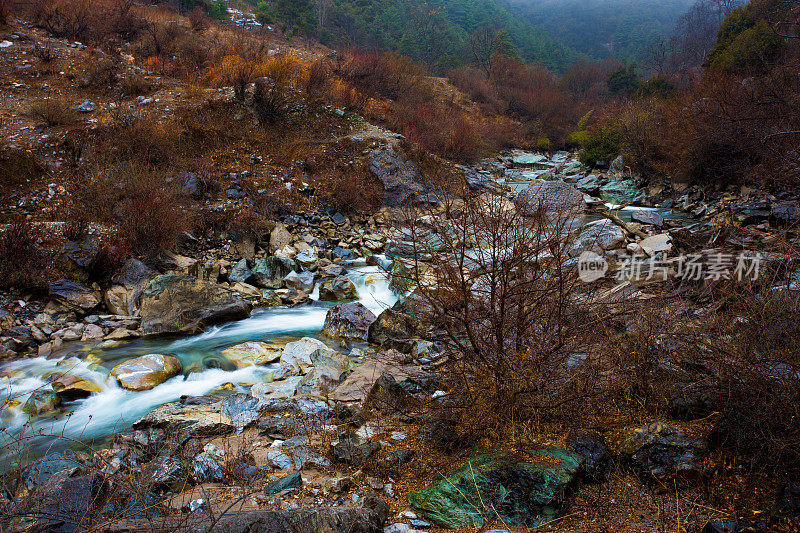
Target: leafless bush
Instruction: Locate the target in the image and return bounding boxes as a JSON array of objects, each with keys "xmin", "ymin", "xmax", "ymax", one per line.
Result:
[
  {"xmin": 0, "ymin": 222, "xmax": 55, "ymax": 292},
  {"xmin": 26, "ymin": 98, "xmax": 77, "ymax": 126},
  {"xmin": 395, "ymin": 193, "xmax": 607, "ymax": 438},
  {"xmin": 252, "ymin": 57, "xmax": 301, "ymax": 123},
  {"xmin": 702, "ymin": 281, "xmax": 800, "ymax": 475},
  {"xmin": 0, "ymin": 0, "xmax": 12, "ymax": 26}
]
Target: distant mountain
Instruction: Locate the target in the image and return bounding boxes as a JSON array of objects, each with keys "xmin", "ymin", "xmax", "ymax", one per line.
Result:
[
  {"xmin": 323, "ymin": 0, "xmax": 585, "ymax": 72},
  {"xmin": 504, "ymin": 0, "xmax": 695, "ymax": 63}
]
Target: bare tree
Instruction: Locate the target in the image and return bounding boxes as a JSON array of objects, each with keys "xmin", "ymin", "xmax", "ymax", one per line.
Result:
[
  {"xmin": 393, "ymin": 188, "xmax": 608, "ymax": 431},
  {"xmin": 314, "ymin": 0, "xmax": 333, "ymax": 33},
  {"xmin": 469, "ymin": 24, "xmax": 513, "ymax": 76}
]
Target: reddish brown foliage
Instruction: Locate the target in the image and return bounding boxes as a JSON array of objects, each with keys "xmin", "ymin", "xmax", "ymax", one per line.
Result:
[{"xmin": 0, "ymin": 223, "xmax": 54, "ymax": 292}]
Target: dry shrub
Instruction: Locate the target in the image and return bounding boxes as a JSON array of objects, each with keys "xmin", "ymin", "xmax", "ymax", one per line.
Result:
[
  {"xmin": 0, "ymin": 0, "xmax": 14, "ymax": 26},
  {"xmin": 559, "ymin": 60, "xmax": 609, "ymax": 103},
  {"xmin": 72, "ymin": 165, "xmax": 191, "ymax": 257},
  {"xmin": 81, "ymin": 56, "xmax": 122, "ymax": 90},
  {"xmin": 0, "ymin": 146, "xmax": 44, "ymax": 186},
  {"xmin": 208, "ymin": 54, "xmax": 302, "ymax": 106},
  {"xmin": 304, "ymin": 58, "xmax": 332, "ymax": 98},
  {"xmin": 397, "ymin": 196, "xmax": 604, "ymax": 438},
  {"xmin": 313, "ymin": 163, "xmax": 383, "ymax": 215},
  {"xmin": 252, "ymin": 56, "xmax": 303, "ymax": 123},
  {"xmin": 134, "ymin": 19, "xmax": 213, "ymax": 76},
  {"xmin": 118, "ymin": 72, "xmax": 153, "ymax": 97},
  {"xmin": 27, "ymin": 0, "xmax": 143, "ymax": 42},
  {"xmin": 187, "ymin": 6, "xmax": 209, "ymax": 32},
  {"xmin": 92, "ymin": 115, "xmax": 178, "ymax": 167},
  {"xmin": 705, "ymin": 284, "xmax": 800, "ymax": 475},
  {"xmin": 0, "ymin": 223, "xmax": 54, "ymax": 292},
  {"xmin": 325, "ymin": 78, "xmax": 367, "ymax": 111},
  {"xmin": 616, "ymin": 99, "xmax": 671, "ymax": 178},
  {"xmin": 342, "ymin": 50, "xmax": 433, "ymax": 102},
  {"xmin": 396, "ymin": 103, "xmax": 484, "ymax": 163},
  {"xmin": 32, "ymin": 42, "xmax": 57, "ymax": 62},
  {"xmin": 448, "ymin": 66, "xmax": 503, "ymax": 112},
  {"xmin": 490, "ymin": 57, "xmax": 578, "ymax": 146},
  {"xmin": 118, "ymin": 189, "xmax": 190, "ymax": 257},
  {"xmin": 480, "ymin": 115, "xmax": 524, "ymax": 150},
  {"xmin": 26, "ymin": 98, "xmax": 77, "ymax": 126}
]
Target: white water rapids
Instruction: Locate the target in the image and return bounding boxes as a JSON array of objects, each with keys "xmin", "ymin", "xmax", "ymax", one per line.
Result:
[{"xmin": 0, "ymin": 263, "xmax": 397, "ymax": 458}]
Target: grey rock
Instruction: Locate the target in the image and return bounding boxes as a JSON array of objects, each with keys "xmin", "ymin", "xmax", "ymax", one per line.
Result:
[
  {"xmin": 332, "ymin": 247, "xmax": 356, "ymax": 261},
  {"xmin": 183, "ymin": 497, "xmax": 389, "ymax": 533},
  {"xmin": 631, "ymin": 209, "xmax": 664, "ymax": 227},
  {"xmin": 565, "ymin": 431, "xmax": 613, "ymax": 482},
  {"xmin": 515, "ymin": 180, "xmax": 585, "ymax": 215},
  {"xmin": 319, "ymin": 276, "xmax": 358, "ymax": 301},
  {"xmin": 229, "ymin": 259, "xmax": 254, "ymax": 284},
  {"xmin": 74, "ymin": 100, "xmax": 96, "ymax": 113},
  {"xmin": 192, "ymin": 453, "xmax": 226, "ymax": 483},
  {"xmin": 323, "ymin": 302, "xmax": 376, "ymax": 341},
  {"xmin": 369, "ymin": 150, "xmax": 441, "ymax": 207},
  {"xmin": 574, "ymin": 219, "xmax": 626, "ymax": 251},
  {"xmin": 620, "ymin": 422, "xmax": 705, "ymax": 483},
  {"xmin": 284, "ymin": 270, "xmax": 315, "ymax": 291},
  {"xmin": 19, "ymin": 469, "xmax": 109, "ymax": 533},
  {"xmin": 139, "ymin": 275, "xmax": 251, "ymax": 335},
  {"xmin": 178, "ymin": 172, "xmax": 203, "ymax": 198},
  {"xmin": 330, "ymin": 431, "xmax": 381, "ymax": 466},
  {"xmin": 49, "ymin": 280, "xmax": 100, "ymax": 313},
  {"xmin": 252, "ymin": 256, "xmax": 295, "ymax": 289},
  {"xmin": 264, "ymin": 472, "xmax": 302, "ymax": 495}
]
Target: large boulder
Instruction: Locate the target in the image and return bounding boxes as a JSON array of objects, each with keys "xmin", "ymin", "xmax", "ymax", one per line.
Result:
[
  {"xmin": 515, "ymin": 180, "xmax": 585, "ymax": 216},
  {"xmin": 330, "ymin": 357, "xmax": 422, "ymax": 403},
  {"xmin": 133, "ymin": 399, "xmax": 234, "ymax": 439},
  {"xmin": 139, "ymin": 275, "xmax": 252, "ymax": 335},
  {"xmin": 368, "ymin": 296, "xmax": 425, "ymax": 350},
  {"xmin": 297, "ymin": 349, "xmax": 353, "ymax": 396},
  {"xmin": 566, "ymin": 431, "xmax": 614, "ymax": 482},
  {"xmin": 184, "ymin": 497, "xmax": 388, "ymax": 533},
  {"xmin": 251, "ymin": 377, "xmax": 303, "ymax": 400},
  {"xmin": 104, "ymin": 259, "xmax": 157, "ymax": 316},
  {"xmin": 284, "ymin": 270, "xmax": 315, "ymax": 291},
  {"xmin": 330, "ymin": 431, "xmax": 381, "ymax": 466},
  {"xmin": 51, "ymin": 374, "xmax": 101, "ymax": 400},
  {"xmin": 323, "ymin": 302, "xmax": 376, "ymax": 341},
  {"xmin": 363, "ymin": 374, "xmax": 417, "ymax": 413},
  {"xmin": 48, "ymin": 280, "xmax": 100, "ymax": 313},
  {"xmin": 110, "ymin": 354, "xmax": 182, "ymax": 391},
  {"xmin": 318, "ymin": 276, "xmax": 358, "ymax": 301},
  {"xmin": 23, "ymin": 390, "xmax": 62, "ymax": 415},
  {"xmin": 619, "ymin": 422, "xmax": 705, "ymax": 484},
  {"xmin": 631, "ymin": 209, "xmax": 664, "ymax": 227},
  {"xmin": 408, "ymin": 448, "xmax": 583, "ymax": 528},
  {"xmin": 252, "ymin": 256, "xmax": 295, "ymax": 289},
  {"xmin": 222, "ymin": 342, "xmax": 283, "ymax": 368},
  {"xmin": 369, "ymin": 150, "xmax": 440, "ymax": 207},
  {"xmin": 15, "ymin": 469, "xmax": 110, "ymax": 533},
  {"xmin": 279, "ymin": 337, "xmax": 329, "ymax": 374},
  {"xmin": 600, "ymin": 179, "xmax": 639, "ymax": 205},
  {"xmin": 573, "ymin": 219, "xmax": 626, "ymax": 252},
  {"xmin": 575, "ymin": 174, "xmax": 600, "ymax": 195},
  {"xmin": 270, "ymin": 224, "xmax": 293, "ymax": 252},
  {"xmin": 228, "ymin": 258, "xmax": 254, "ymax": 284}
]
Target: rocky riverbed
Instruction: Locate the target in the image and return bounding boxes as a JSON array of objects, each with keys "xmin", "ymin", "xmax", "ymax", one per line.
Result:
[{"xmin": 1, "ymin": 148, "xmax": 799, "ymax": 532}]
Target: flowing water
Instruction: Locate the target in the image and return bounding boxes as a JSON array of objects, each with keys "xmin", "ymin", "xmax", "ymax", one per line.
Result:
[{"xmin": 0, "ymin": 263, "xmax": 398, "ymax": 460}]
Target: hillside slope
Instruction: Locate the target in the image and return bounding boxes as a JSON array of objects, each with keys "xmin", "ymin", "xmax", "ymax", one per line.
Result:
[
  {"xmin": 322, "ymin": 0, "xmax": 584, "ymax": 71},
  {"xmin": 505, "ymin": 0, "xmax": 695, "ymax": 63}
]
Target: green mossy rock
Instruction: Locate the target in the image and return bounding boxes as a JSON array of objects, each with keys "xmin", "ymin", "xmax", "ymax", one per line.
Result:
[{"xmin": 407, "ymin": 447, "xmax": 583, "ymax": 529}]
